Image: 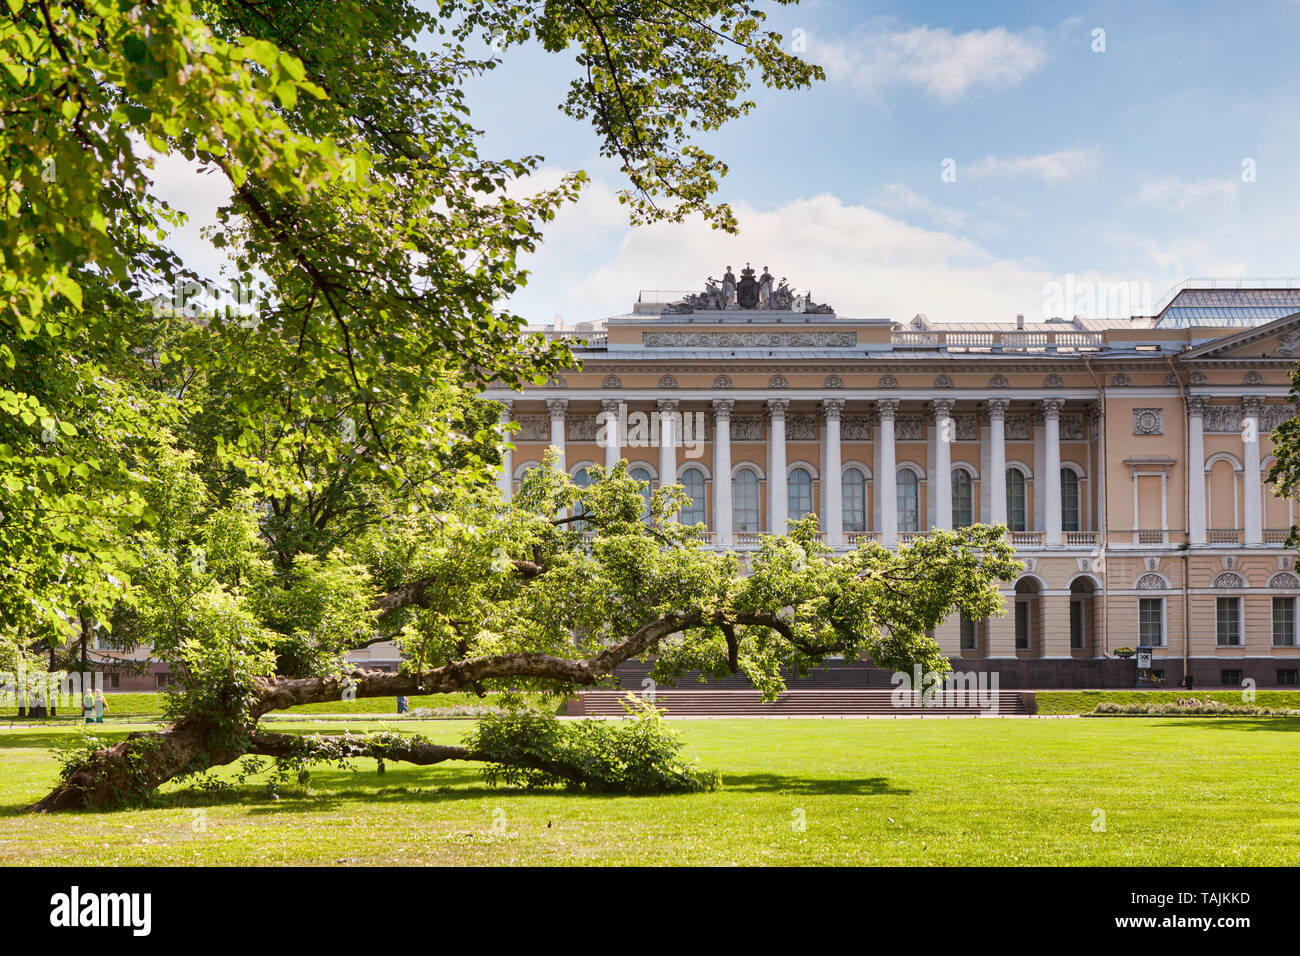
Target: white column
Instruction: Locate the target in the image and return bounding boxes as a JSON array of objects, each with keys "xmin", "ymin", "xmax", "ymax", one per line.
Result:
[
  {"xmin": 878, "ymin": 399, "xmax": 899, "ymax": 546},
  {"xmin": 497, "ymin": 401, "xmax": 514, "ymax": 499},
  {"xmin": 1043, "ymin": 398, "xmax": 1065, "ymax": 546},
  {"xmin": 932, "ymin": 399, "xmax": 954, "ymax": 530},
  {"xmin": 1188, "ymin": 396, "xmax": 1207, "ymax": 545},
  {"xmin": 601, "ymin": 399, "xmax": 621, "ymax": 471},
  {"xmin": 545, "ymin": 398, "xmax": 567, "ymax": 469},
  {"xmin": 823, "ymin": 400, "xmax": 844, "ymax": 546},
  {"xmin": 767, "ymin": 399, "xmax": 789, "ymax": 534},
  {"xmin": 657, "ymin": 399, "xmax": 679, "ymax": 507},
  {"xmin": 1243, "ymin": 397, "xmax": 1263, "ymax": 545},
  {"xmin": 988, "ymin": 399, "xmax": 1009, "ymax": 526},
  {"xmin": 712, "ymin": 400, "xmax": 733, "ymax": 546}
]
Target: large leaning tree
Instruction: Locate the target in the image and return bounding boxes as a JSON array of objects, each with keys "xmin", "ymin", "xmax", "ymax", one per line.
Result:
[
  {"xmin": 30, "ymin": 454, "xmax": 1020, "ymax": 810},
  {"xmin": 3, "ymin": 0, "xmax": 1021, "ymax": 811}
]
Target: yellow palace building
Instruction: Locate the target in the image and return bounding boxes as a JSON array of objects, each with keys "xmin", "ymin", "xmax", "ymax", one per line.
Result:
[{"xmin": 484, "ymin": 271, "xmax": 1300, "ymax": 689}]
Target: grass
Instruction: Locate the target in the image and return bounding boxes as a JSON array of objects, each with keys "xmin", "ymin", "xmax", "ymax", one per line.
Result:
[
  {"xmin": 1035, "ymin": 690, "xmax": 1300, "ymax": 715},
  {"xmin": 2, "ymin": 716, "xmax": 1299, "ymax": 865}
]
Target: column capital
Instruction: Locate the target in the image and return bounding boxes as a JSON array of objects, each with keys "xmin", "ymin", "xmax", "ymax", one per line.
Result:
[
  {"xmin": 822, "ymin": 398, "xmax": 846, "ymax": 420},
  {"xmin": 711, "ymin": 398, "xmax": 735, "ymax": 420},
  {"xmin": 986, "ymin": 397, "xmax": 1011, "ymax": 418},
  {"xmin": 1188, "ymin": 395, "xmax": 1210, "ymax": 416},
  {"xmin": 1242, "ymin": 396, "xmax": 1264, "ymax": 416},
  {"xmin": 497, "ymin": 400, "xmax": 514, "ymax": 420},
  {"xmin": 545, "ymin": 398, "xmax": 568, "ymax": 417},
  {"xmin": 657, "ymin": 398, "xmax": 680, "ymax": 413},
  {"xmin": 930, "ymin": 398, "xmax": 955, "ymax": 419},
  {"xmin": 1041, "ymin": 397, "xmax": 1066, "ymax": 420},
  {"xmin": 766, "ymin": 398, "xmax": 790, "ymax": 419},
  {"xmin": 600, "ymin": 398, "xmax": 621, "ymax": 414},
  {"xmin": 876, "ymin": 398, "xmax": 900, "ymax": 420}
]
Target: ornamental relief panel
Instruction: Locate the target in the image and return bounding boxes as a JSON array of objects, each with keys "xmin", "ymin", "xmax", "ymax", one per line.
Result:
[
  {"xmin": 1005, "ymin": 414, "xmax": 1032, "ymax": 441},
  {"xmin": 567, "ymin": 415, "xmax": 600, "ymax": 441},
  {"xmin": 732, "ymin": 415, "xmax": 764, "ymax": 441},
  {"xmin": 515, "ymin": 415, "xmax": 549, "ymax": 441},
  {"xmin": 787, "ymin": 415, "xmax": 817, "ymax": 441},
  {"xmin": 642, "ymin": 331, "xmax": 857, "ymax": 348},
  {"xmin": 1060, "ymin": 413, "xmax": 1087, "ymax": 441},
  {"xmin": 1264, "ymin": 404, "xmax": 1297, "ymax": 431},
  {"xmin": 1204, "ymin": 405, "xmax": 1242, "ymax": 434},
  {"xmin": 843, "ymin": 415, "xmax": 872, "ymax": 441},
  {"xmin": 954, "ymin": 414, "xmax": 979, "ymax": 441},
  {"xmin": 895, "ymin": 415, "xmax": 925, "ymax": 441},
  {"xmin": 1132, "ymin": 408, "xmax": 1163, "ymax": 435}
]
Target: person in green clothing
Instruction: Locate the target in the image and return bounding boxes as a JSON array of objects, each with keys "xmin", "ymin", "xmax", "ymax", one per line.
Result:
[
  {"xmin": 92, "ymin": 688, "xmax": 107, "ymax": 723},
  {"xmin": 82, "ymin": 688, "xmax": 95, "ymax": 724}
]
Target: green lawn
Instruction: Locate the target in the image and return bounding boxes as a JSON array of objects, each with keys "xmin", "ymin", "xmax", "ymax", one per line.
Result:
[
  {"xmin": 1035, "ymin": 690, "xmax": 1300, "ymax": 714},
  {"xmin": 2, "ymin": 716, "xmax": 1298, "ymax": 865}
]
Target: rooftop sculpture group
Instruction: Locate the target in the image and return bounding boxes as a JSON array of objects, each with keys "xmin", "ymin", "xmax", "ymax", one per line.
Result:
[{"xmin": 665, "ymin": 263, "xmax": 834, "ymax": 314}]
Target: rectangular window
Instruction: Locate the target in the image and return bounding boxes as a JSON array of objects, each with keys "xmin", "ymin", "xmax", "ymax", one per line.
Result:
[
  {"xmin": 1216, "ymin": 597, "xmax": 1241, "ymax": 646},
  {"xmin": 1220, "ymin": 669, "xmax": 1242, "ymax": 687},
  {"xmin": 959, "ymin": 617, "xmax": 977, "ymax": 651},
  {"xmin": 1277, "ymin": 669, "xmax": 1299, "ymax": 687},
  {"xmin": 1014, "ymin": 601, "xmax": 1030, "ymax": 650},
  {"xmin": 1069, "ymin": 600, "xmax": 1084, "ymax": 649},
  {"xmin": 842, "ymin": 471, "xmax": 866, "ymax": 533},
  {"xmin": 101, "ymin": 673, "xmax": 120, "ymax": 689},
  {"xmin": 1272, "ymin": 597, "xmax": 1297, "ymax": 647},
  {"xmin": 155, "ymin": 673, "xmax": 177, "ymax": 690},
  {"xmin": 1138, "ymin": 598, "xmax": 1164, "ymax": 647}
]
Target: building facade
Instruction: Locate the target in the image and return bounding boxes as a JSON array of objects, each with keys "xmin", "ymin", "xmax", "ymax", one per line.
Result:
[{"xmin": 485, "ymin": 271, "xmax": 1300, "ymax": 689}]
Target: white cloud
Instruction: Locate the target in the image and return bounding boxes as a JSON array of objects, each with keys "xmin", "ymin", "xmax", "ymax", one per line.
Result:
[
  {"xmin": 507, "ymin": 179, "xmax": 1164, "ymax": 324},
  {"xmin": 868, "ymin": 183, "xmax": 968, "ymax": 231},
  {"xmin": 965, "ymin": 148, "xmax": 1100, "ymax": 183},
  {"xmin": 818, "ymin": 24, "xmax": 1049, "ymax": 101},
  {"xmin": 141, "ymin": 148, "xmax": 235, "ymax": 281},
  {"xmin": 1132, "ymin": 176, "xmax": 1240, "ymax": 211}
]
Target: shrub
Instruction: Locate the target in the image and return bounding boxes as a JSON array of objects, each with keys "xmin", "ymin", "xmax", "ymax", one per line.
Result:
[
  {"xmin": 1092, "ymin": 699, "xmax": 1300, "ymax": 717},
  {"xmin": 465, "ymin": 695, "xmax": 721, "ymax": 793}
]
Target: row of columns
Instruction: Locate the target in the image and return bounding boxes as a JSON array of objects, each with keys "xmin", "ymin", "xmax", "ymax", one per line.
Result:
[{"xmin": 500, "ymin": 397, "xmax": 1072, "ymax": 548}]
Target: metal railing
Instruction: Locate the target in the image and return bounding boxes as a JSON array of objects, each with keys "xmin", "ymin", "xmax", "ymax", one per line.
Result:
[{"xmin": 889, "ymin": 329, "xmax": 1104, "ymax": 351}]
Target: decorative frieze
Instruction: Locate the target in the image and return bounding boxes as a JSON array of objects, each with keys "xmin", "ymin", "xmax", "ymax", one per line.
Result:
[
  {"xmin": 602, "ymin": 374, "xmax": 622, "ymax": 388},
  {"xmin": 642, "ymin": 330, "xmax": 856, "ymax": 348},
  {"xmin": 1060, "ymin": 413, "xmax": 1086, "ymax": 441},
  {"xmin": 732, "ymin": 415, "xmax": 764, "ymax": 441},
  {"xmin": 1204, "ymin": 404, "xmax": 1242, "ymax": 433},
  {"xmin": 1132, "ymin": 408, "xmax": 1163, "ymax": 435},
  {"xmin": 1264, "ymin": 404, "xmax": 1297, "ymax": 431},
  {"xmin": 515, "ymin": 415, "xmax": 549, "ymax": 441},
  {"xmin": 1110, "ymin": 373, "xmax": 1131, "ymax": 387},
  {"xmin": 787, "ymin": 415, "xmax": 816, "ymax": 441},
  {"xmin": 843, "ymin": 415, "xmax": 872, "ymax": 441},
  {"xmin": 895, "ymin": 415, "xmax": 925, "ymax": 441},
  {"xmin": 567, "ymin": 414, "xmax": 600, "ymax": 441},
  {"xmin": 1005, "ymin": 414, "xmax": 1032, "ymax": 441},
  {"xmin": 713, "ymin": 374, "xmax": 733, "ymax": 388},
  {"xmin": 825, "ymin": 374, "xmax": 844, "ymax": 388},
  {"xmin": 954, "ymin": 414, "xmax": 979, "ymax": 441}
]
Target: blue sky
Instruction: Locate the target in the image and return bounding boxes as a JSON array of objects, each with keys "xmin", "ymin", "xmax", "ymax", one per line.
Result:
[
  {"xmin": 156, "ymin": 1, "xmax": 1300, "ymax": 326},
  {"xmin": 457, "ymin": 0, "xmax": 1300, "ymax": 324}
]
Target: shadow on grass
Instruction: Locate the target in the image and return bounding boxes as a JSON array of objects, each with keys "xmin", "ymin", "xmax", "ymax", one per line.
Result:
[{"xmin": 1144, "ymin": 717, "xmax": 1300, "ymax": 733}]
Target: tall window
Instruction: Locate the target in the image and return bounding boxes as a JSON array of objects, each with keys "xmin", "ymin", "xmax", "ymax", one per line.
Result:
[
  {"xmin": 1139, "ymin": 598, "xmax": 1164, "ymax": 647},
  {"xmin": 629, "ymin": 466, "xmax": 654, "ymax": 517},
  {"xmin": 733, "ymin": 468, "xmax": 760, "ymax": 533},
  {"xmin": 788, "ymin": 467, "xmax": 814, "ymax": 521},
  {"xmin": 842, "ymin": 469, "xmax": 867, "ymax": 533},
  {"xmin": 951, "ymin": 469, "xmax": 973, "ymax": 527},
  {"xmin": 1006, "ymin": 468, "xmax": 1027, "ymax": 531},
  {"xmin": 897, "ymin": 469, "xmax": 920, "ymax": 532},
  {"xmin": 1014, "ymin": 601, "xmax": 1030, "ymax": 650},
  {"xmin": 1061, "ymin": 468, "xmax": 1080, "ymax": 532},
  {"xmin": 1273, "ymin": 597, "xmax": 1297, "ymax": 647},
  {"xmin": 959, "ymin": 616, "xmax": 978, "ymax": 651},
  {"xmin": 680, "ymin": 467, "xmax": 706, "ymax": 526},
  {"xmin": 1069, "ymin": 601, "xmax": 1085, "ymax": 649},
  {"xmin": 1216, "ymin": 597, "xmax": 1242, "ymax": 646}
]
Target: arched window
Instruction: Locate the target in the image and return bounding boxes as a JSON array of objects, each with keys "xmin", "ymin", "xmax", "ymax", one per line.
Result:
[
  {"xmin": 897, "ymin": 469, "xmax": 920, "ymax": 532},
  {"xmin": 680, "ymin": 467, "xmax": 706, "ymax": 525},
  {"xmin": 1061, "ymin": 468, "xmax": 1080, "ymax": 532},
  {"xmin": 842, "ymin": 469, "xmax": 867, "ymax": 533},
  {"xmin": 629, "ymin": 466, "xmax": 654, "ymax": 517},
  {"xmin": 788, "ymin": 467, "xmax": 814, "ymax": 521},
  {"xmin": 1006, "ymin": 468, "xmax": 1027, "ymax": 532},
  {"xmin": 733, "ymin": 468, "xmax": 761, "ymax": 533},
  {"xmin": 952, "ymin": 469, "xmax": 973, "ymax": 528}
]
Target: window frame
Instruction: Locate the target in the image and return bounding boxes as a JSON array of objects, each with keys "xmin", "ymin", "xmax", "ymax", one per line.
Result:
[
  {"xmin": 1272, "ymin": 596, "xmax": 1297, "ymax": 647},
  {"xmin": 788, "ymin": 466, "xmax": 814, "ymax": 522},
  {"xmin": 841, "ymin": 467, "xmax": 867, "ymax": 533},
  {"xmin": 1006, "ymin": 468, "xmax": 1028, "ymax": 532},
  {"xmin": 1215, "ymin": 597, "xmax": 1242, "ymax": 647},
  {"xmin": 1138, "ymin": 597, "xmax": 1166, "ymax": 648},
  {"xmin": 733, "ymin": 467, "xmax": 761, "ymax": 533},
  {"xmin": 1060, "ymin": 467, "xmax": 1081, "ymax": 533},
  {"xmin": 951, "ymin": 468, "xmax": 974, "ymax": 528},
  {"xmin": 897, "ymin": 468, "xmax": 920, "ymax": 533}
]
